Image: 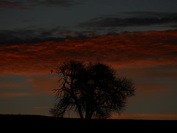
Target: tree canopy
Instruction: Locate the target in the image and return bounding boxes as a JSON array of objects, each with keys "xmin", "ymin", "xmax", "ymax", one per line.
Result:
[{"xmin": 50, "ymin": 60, "xmax": 135, "ymax": 119}]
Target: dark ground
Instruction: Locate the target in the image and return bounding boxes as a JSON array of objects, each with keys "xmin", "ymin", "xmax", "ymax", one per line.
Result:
[{"xmin": 1, "ymin": 114, "xmax": 177, "ymax": 132}]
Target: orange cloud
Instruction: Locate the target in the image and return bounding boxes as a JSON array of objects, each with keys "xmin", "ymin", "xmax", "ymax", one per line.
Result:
[
  {"xmin": 1, "ymin": 31, "xmax": 177, "ymax": 75},
  {"xmin": 0, "ymin": 92, "xmax": 31, "ymax": 99},
  {"xmin": 33, "ymin": 106, "xmax": 52, "ymax": 110},
  {"xmin": 28, "ymin": 76, "xmax": 58, "ymax": 95},
  {"xmin": 136, "ymin": 83, "xmax": 172, "ymax": 96},
  {"xmin": 111, "ymin": 113, "xmax": 177, "ymax": 120},
  {"xmin": 0, "ymin": 83, "xmax": 23, "ymax": 89}
]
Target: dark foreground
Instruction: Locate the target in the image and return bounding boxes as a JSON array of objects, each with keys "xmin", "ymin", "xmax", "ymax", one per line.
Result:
[{"xmin": 1, "ymin": 114, "xmax": 177, "ymax": 132}]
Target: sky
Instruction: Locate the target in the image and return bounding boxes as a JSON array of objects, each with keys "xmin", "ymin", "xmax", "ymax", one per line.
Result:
[{"xmin": 1, "ymin": 0, "xmax": 177, "ymax": 120}]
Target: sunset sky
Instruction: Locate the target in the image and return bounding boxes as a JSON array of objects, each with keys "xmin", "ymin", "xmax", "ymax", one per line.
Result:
[{"xmin": 1, "ymin": 0, "xmax": 177, "ymax": 120}]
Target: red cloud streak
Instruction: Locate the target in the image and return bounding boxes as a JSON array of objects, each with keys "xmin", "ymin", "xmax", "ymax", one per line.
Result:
[
  {"xmin": 1, "ymin": 31, "xmax": 177, "ymax": 75},
  {"xmin": 0, "ymin": 1, "xmax": 20, "ymax": 8},
  {"xmin": 112, "ymin": 113, "xmax": 177, "ymax": 120},
  {"xmin": 0, "ymin": 2, "xmax": 15, "ymax": 6}
]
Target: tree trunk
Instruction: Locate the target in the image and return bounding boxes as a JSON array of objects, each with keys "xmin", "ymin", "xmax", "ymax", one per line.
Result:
[
  {"xmin": 85, "ymin": 108, "xmax": 94, "ymax": 119},
  {"xmin": 76, "ymin": 102, "xmax": 84, "ymax": 119},
  {"xmin": 85, "ymin": 112, "xmax": 93, "ymax": 119},
  {"xmin": 73, "ymin": 95, "xmax": 84, "ymax": 119},
  {"xmin": 85, "ymin": 112, "xmax": 90, "ymax": 119},
  {"xmin": 70, "ymin": 74, "xmax": 84, "ymax": 119}
]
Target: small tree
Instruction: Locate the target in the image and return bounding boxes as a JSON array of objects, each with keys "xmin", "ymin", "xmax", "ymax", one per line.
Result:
[{"xmin": 50, "ymin": 60, "xmax": 135, "ymax": 119}]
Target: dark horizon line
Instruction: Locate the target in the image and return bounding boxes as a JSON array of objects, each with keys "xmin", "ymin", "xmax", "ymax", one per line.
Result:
[{"xmin": 1, "ymin": 114, "xmax": 177, "ymax": 121}]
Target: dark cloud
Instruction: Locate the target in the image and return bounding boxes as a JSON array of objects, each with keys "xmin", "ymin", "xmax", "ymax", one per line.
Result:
[
  {"xmin": 39, "ymin": 0, "xmax": 77, "ymax": 7},
  {"xmin": 0, "ymin": 29, "xmax": 90, "ymax": 45},
  {"xmin": 168, "ymin": 51, "xmax": 177, "ymax": 56},
  {"xmin": 0, "ymin": 29, "xmax": 61, "ymax": 45},
  {"xmin": 124, "ymin": 12, "xmax": 177, "ymax": 18},
  {"xmin": 80, "ymin": 12, "xmax": 177, "ymax": 28},
  {"xmin": 0, "ymin": 0, "xmax": 78, "ymax": 8},
  {"xmin": 31, "ymin": 0, "xmax": 78, "ymax": 7}
]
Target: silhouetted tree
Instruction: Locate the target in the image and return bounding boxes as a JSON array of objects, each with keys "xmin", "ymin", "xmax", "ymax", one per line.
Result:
[{"xmin": 50, "ymin": 60, "xmax": 135, "ymax": 119}]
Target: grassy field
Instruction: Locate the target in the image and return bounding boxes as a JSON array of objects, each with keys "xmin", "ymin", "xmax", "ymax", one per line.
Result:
[{"xmin": 1, "ymin": 114, "xmax": 176, "ymax": 132}]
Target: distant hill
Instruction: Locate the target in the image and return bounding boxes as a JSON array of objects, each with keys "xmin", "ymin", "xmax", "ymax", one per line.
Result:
[{"xmin": 1, "ymin": 114, "xmax": 176, "ymax": 132}]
